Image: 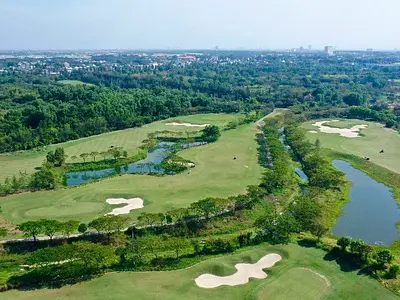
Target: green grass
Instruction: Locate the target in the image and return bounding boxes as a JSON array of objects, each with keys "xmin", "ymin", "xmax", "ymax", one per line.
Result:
[
  {"xmin": 0, "ymin": 114, "xmax": 239, "ymax": 181},
  {"xmin": 3, "ymin": 243, "xmax": 397, "ymax": 300},
  {"xmin": 0, "ymin": 120, "xmax": 262, "ymax": 224},
  {"xmin": 254, "ymin": 267, "xmax": 329, "ymax": 300},
  {"xmin": 301, "ymin": 119, "xmax": 400, "ymax": 174},
  {"xmin": 57, "ymin": 80, "xmax": 94, "ymax": 86}
]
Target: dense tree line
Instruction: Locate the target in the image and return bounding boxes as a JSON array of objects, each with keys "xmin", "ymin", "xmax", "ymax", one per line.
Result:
[
  {"xmin": 0, "ymin": 85, "xmax": 242, "ymax": 152},
  {"xmin": 284, "ymin": 125, "xmax": 344, "ymax": 189},
  {"xmin": 258, "ymin": 118, "xmax": 296, "ymax": 193}
]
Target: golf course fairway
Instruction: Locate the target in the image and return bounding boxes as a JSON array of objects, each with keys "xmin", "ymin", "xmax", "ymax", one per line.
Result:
[
  {"xmin": 0, "ymin": 119, "xmax": 262, "ymax": 224},
  {"xmin": 2, "ymin": 244, "xmax": 397, "ymax": 300}
]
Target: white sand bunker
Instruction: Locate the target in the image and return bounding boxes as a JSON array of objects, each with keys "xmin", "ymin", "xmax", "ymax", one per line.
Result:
[
  {"xmin": 165, "ymin": 122, "xmax": 210, "ymax": 127},
  {"xmin": 105, "ymin": 198, "xmax": 144, "ymax": 215},
  {"xmin": 310, "ymin": 120, "xmax": 368, "ymax": 138},
  {"xmin": 195, "ymin": 253, "xmax": 282, "ymax": 288}
]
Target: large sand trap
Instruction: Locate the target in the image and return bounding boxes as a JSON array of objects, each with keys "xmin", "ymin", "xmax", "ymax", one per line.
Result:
[
  {"xmin": 310, "ymin": 120, "xmax": 368, "ymax": 138},
  {"xmin": 165, "ymin": 122, "xmax": 210, "ymax": 127},
  {"xmin": 195, "ymin": 253, "xmax": 282, "ymax": 288},
  {"xmin": 105, "ymin": 198, "xmax": 144, "ymax": 215}
]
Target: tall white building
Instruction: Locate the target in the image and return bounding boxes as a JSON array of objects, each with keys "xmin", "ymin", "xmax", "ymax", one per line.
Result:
[{"xmin": 325, "ymin": 46, "xmax": 334, "ymax": 56}]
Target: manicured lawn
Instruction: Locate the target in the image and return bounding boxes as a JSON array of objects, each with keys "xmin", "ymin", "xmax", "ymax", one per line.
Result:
[
  {"xmin": 3, "ymin": 243, "xmax": 397, "ymax": 300},
  {"xmin": 0, "ymin": 114, "xmax": 239, "ymax": 181},
  {"xmin": 301, "ymin": 119, "xmax": 400, "ymax": 174},
  {"xmin": 0, "ymin": 121, "xmax": 262, "ymax": 224},
  {"xmin": 255, "ymin": 268, "xmax": 329, "ymax": 300}
]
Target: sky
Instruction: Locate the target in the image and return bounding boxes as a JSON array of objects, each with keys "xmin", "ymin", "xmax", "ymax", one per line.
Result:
[{"xmin": 1, "ymin": 0, "xmax": 399, "ymax": 50}]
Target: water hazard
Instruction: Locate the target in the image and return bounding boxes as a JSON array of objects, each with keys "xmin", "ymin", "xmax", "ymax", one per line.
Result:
[
  {"xmin": 332, "ymin": 160, "xmax": 400, "ymax": 245},
  {"xmin": 66, "ymin": 142, "xmax": 205, "ymax": 186}
]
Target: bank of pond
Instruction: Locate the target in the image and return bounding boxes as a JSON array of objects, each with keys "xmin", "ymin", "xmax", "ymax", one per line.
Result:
[
  {"xmin": 66, "ymin": 141, "xmax": 206, "ymax": 186},
  {"xmin": 332, "ymin": 160, "xmax": 400, "ymax": 246}
]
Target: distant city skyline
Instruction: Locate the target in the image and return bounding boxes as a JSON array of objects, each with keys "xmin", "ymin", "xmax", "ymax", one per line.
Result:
[{"xmin": 1, "ymin": 0, "xmax": 399, "ymax": 50}]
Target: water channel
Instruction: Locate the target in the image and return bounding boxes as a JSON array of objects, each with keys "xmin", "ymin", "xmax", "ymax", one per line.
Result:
[{"xmin": 332, "ymin": 160, "xmax": 400, "ymax": 245}]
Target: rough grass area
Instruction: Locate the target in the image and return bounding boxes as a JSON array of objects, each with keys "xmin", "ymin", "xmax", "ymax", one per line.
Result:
[
  {"xmin": 0, "ymin": 114, "xmax": 239, "ymax": 181},
  {"xmin": 0, "ymin": 122, "xmax": 262, "ymax": 224},
  {"xmin": 3, "ymin": 243, "xmax": 397, "ymax": 300},
  {"xmin": 302, "ymin": 119, "xmax": 400, "ymax": 174}
]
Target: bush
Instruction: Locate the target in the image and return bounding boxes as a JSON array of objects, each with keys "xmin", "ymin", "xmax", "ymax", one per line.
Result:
[
  {"xmin": 386, "ymin": 265, "xmax": 400, "ymax": 279},
  {"xmin": 202, "ymin": 238, "xmax": 233, "ymax": 254},
  {"xmin": 78, "ymin": 223, "xmax": 87, "ymax": 234}
]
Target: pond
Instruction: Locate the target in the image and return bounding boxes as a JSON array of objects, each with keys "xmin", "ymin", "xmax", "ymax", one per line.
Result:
[
  {"xmin": 295, "ymin": 168, "xmax": 308, "ymax": 182},
  {"xmin": 66, "ymin": 141, "xmax": 206, "ymax": 186},
  {"xmin": 332, "ymin": 160, "xmax": 400, "ymax": 245}
]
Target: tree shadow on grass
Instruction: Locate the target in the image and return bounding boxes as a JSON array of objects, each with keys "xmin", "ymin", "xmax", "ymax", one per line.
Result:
[
  {"xmin": 7, "ymin": 264, "xmax": 99, "ymax": 291},
  {"xmin": 322, "ymin": 249, "xmax": 360, "ymax": 272},
  {"xmin": 297, "ymin": 239, "xmax": 360, "ymax": 273},
  {"xmin": 297, "ymin": 238, "xmax": 317, "ymax": 248}
]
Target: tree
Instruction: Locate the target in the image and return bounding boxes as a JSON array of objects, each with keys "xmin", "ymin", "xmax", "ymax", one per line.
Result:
[
  {"xmin": 288, "ymin": 197, "xmax": 321, "ymax": 232},
  {"xmin": 337, "ymin": 237, "xmax": 351, "ymax": 252},
  {"xmin": 88, "ymin": 217, "xmax": 106, "ymax": 234},
  {"xmin": 376, "ymin": 250, "xmax": 394, "ymax": 268},
  {"xmin": 167, "ymin": 237, "xmax": 190, "ymax": 258},
  {"xmin": 89, "ymin": 215, "xmax": 130, "ymax": 241},
  {"xmin": 190, "ymin": 198, "xmax": 219, "ymax": 219},
  {"xmin": 61, "ymin": 220, "xmax": 80, "ymax": 238},
  {"xmin": 350, "ymin": 239, "xmax": 373, "ymax": 263},
  {"xmin": 90, "ymin": 151, "xmax": 99, "ymax": 162},
  {"xmin": 30, "ymin": 165, "xmax": 60, "ymax": 190},
  {"xmin": 137, "ymin": 212, "xmax": 159, "ymax": 227},
  {"xmin": 18, "ymin": 221, "xmax": 43, "ymax": 242},
  {"xmin": 41, "ymin": 219, "xmax": 62, "ymax": 241},
  {"xmin": 71, "ymin": 155, "xmax": 78, "ymax": 163},
  {"xmin": 255, "ymin": 213, "xmax": 299, "ymax": 244},
  {"xmin": 237, "ymin": 232, "xmax": 252, "ymax": 247},
  {"xmin": 100, "ymin": 151, "xmax": 108, "ymax": 160},
  {"xmin": 387, "ymin": 265, "xmax": 400, "ymax": 279},
  {"xmin": 201, "ymin": 125, "xmax": 221, "ymax": 142},
  {"xmin": 73, "ymin": 241, "xmax": 117, "ymax": 272},
  {"xmin": 54, "ymin": 147, "xmax": 66, "ymax": 166},
  {"xmin": 168, "ymin": 207, "xmax": 189, "ymax": 222},
  {"xmin": 343, "ymin": 93, "xmax": 365, "ymax": 106},
  {"xmin": 80, "ymin": 153, "xmax": 89, "ymax": 163},
  {"xmin": 0, "ymin": 228, "xmax": 7, "ymax": 237},
  {"xmin": 46, "ymin": 151, "xmax": 55, "ymax": 164},
  {"xmin": 78, "ymin": 223, "xmax": 88, "ymax": 234},
  {"xmin": 314, "ymin": 138, "xmax": 321, "ymax": 149},
  {"xmin": 311, "ymin": 223, "xmax": 328, "ymax": 241}
]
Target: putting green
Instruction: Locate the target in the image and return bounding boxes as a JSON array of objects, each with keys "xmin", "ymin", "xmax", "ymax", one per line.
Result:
[
  {"xmin": 3, "ymin": 244, "xmax": 397, "ymax": 300},
  {"xmin": 301, "ymin": 119, "xmax": 400, "ymax": 174},
  {"xmin": 0, "ymin": 121, "xmax": 262, "ymax": 224},
  {"xmin": 0, "ymin": 114, "xmax": 239, "ymax": 181},
  {"xmin": 255, "ymin": 268, "xmax": 329, "ymax": 300}
]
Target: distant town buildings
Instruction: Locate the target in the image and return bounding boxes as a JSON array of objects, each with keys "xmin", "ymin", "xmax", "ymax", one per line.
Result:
[{"xmin": 325, "ymin": 46, "xmax": 335, "ymax": 56}]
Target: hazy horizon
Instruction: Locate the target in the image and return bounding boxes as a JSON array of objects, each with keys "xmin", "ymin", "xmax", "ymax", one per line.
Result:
[{"xmin": 1, "ymin": 0, "xmax": 399, "ymax": 51}]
